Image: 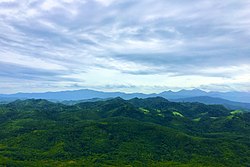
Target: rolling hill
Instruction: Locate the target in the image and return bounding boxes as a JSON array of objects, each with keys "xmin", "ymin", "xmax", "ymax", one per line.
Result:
[{"xmin": 0, "ymin": 97, "xmax": 249, "ymax": 166}]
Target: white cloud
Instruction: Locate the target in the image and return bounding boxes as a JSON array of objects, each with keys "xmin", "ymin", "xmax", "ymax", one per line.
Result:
[
  {"xmin": 0, "ymin": 0, "xmax": 250, "ymax": 93},
  {"xmin": 40, "ymin": 0, "xmax": 60, "ymax": 10},
  {"xmin": 95, "ymin": 0, "xmax": 117, "ymax": 6},
  {"xmin": 0, "ymin": 52, "xmax": 66, "ymax": 71},
  {"xmin": 0, "ymin": 0, "xmax": 15, "ymax": 2}
]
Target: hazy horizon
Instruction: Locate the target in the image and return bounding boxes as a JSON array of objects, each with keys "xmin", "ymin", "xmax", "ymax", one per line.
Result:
[
  {"xmin": 0, "ymin": 0, "xmax": 250, "ymax": 93},
  {"xmin": 1, "ymin": 88, "xmax": 250, "ymax": 95}
]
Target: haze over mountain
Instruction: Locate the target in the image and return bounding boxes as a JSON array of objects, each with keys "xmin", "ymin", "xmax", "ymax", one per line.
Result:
[
  {"xmin": 1, "ymin": 89, "xmax": 250, "ymax": 108},
  {"xmin": 172, "ymin": 96, "xmax": 250, "ymax": 111}
]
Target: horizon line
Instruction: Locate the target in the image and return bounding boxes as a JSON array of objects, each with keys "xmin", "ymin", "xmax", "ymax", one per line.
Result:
[{"xmin": 1, "ymin": 88, "xmax": 249, "ymax": 95}]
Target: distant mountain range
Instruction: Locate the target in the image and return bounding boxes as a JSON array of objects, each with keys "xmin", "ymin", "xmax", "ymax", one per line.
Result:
[
  {"xmin": 172, "ymin": 96, "xmax": 250, "ymax": 111},
  {"xmin": 0, "ymin": 89, "xmax": 250, "ymax": 110}
]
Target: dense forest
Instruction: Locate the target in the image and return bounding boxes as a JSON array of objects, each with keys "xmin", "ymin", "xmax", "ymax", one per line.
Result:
[{"xmin": 0, "ymin": 97, "xmax": 249, "ymax": 166}]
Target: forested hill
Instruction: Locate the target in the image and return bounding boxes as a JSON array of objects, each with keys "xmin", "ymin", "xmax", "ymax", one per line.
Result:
[{"xmin": 0, "ymin": 97, "xmax": 249, "ymax": 166}]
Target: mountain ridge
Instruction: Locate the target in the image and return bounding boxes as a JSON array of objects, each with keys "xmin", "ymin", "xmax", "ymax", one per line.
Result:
[
  {"xmin": 0, "ymin": 97, "xmax": 249, "ymax": 166},
  {"xmin": 0, "ymin": 88, "xmax": 249, "ymax": 103}
]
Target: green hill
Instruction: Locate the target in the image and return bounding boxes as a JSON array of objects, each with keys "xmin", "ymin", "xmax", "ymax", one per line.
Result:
[{"xmin": 0, "ymin": 98, "xmax": 249, "ymax": 166}]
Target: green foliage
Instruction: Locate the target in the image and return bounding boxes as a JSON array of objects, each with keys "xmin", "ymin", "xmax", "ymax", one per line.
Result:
[{"xmin": 0, "ymin": 98, "xmax": 249, "ymax": 166}]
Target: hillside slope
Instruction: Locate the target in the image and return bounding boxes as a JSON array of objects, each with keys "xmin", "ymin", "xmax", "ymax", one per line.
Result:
[{"xmin": 0, "ymin": 98, "xmax": 249, "ymax": 166}]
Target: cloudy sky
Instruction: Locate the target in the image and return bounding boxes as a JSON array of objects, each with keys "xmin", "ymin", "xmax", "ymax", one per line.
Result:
[{"xmin": 0, "ymin": 0, "xmax": 250, "ymax": 93}]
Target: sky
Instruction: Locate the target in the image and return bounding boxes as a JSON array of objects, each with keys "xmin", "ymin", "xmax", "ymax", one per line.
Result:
[{"xmin": 0, "ymin": 0, "xmax": 250, "ymax": 94}]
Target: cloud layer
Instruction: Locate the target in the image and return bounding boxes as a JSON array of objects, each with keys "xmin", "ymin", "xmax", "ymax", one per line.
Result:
[{"xmin": 0, "ymin": 0, "xmax": 250, "ymax": 93}]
